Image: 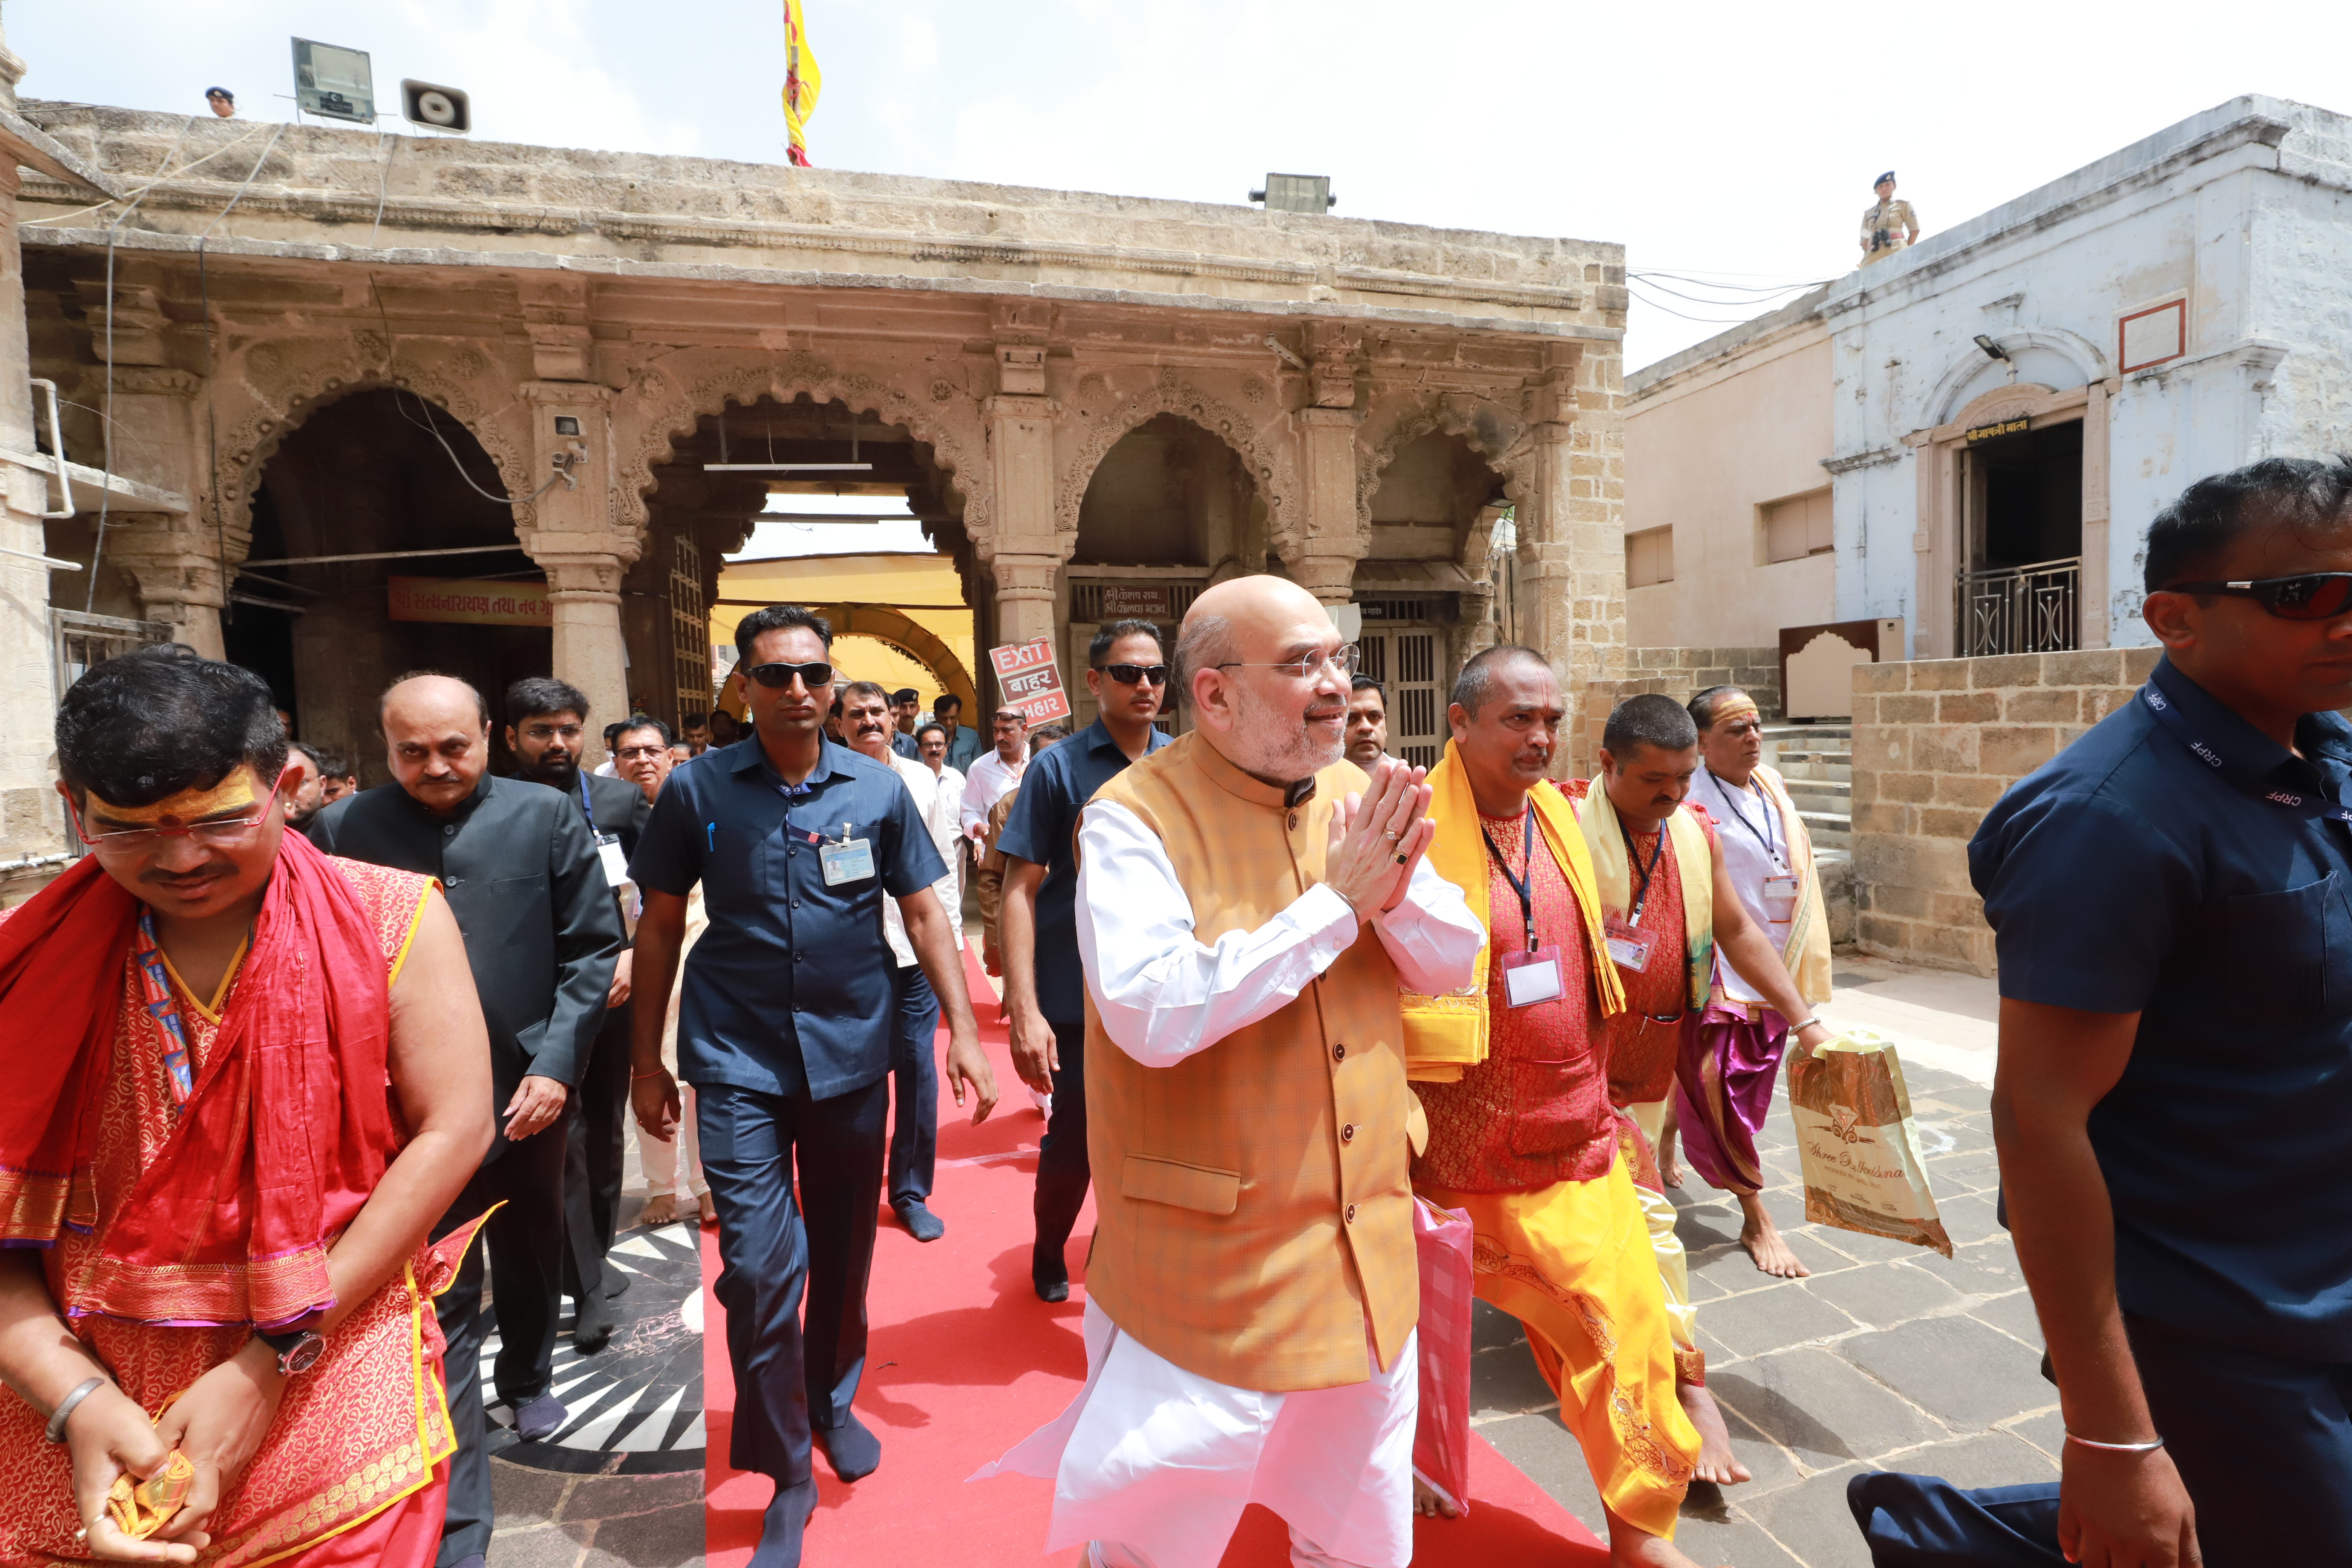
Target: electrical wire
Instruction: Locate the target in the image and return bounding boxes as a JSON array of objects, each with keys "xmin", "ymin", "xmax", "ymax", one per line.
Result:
[
  {"xmin": 27, "ymin": 120, "xmax": 262, "ymax": 227},
  {"xmin": 368, "ymin": 133, "xmax": 400, "ymax": 248},
  {"xmin": 1629, "ymin": 270, "xmax": 1832, "ymax": 293},
  {"xmin": 1624, "ymin": 283, "xmax": 1786, "ymax": 325},
  {"xmin": 390, "ymin": 389, "xmax": 569, "ymax": 507},
  {"xmin": 189, "ymin": 122, "xmax": 288, "ymax": 622},
  {"xmin": 1627, "ymin": 274, "xmax": 1825, "ymax": 308}
]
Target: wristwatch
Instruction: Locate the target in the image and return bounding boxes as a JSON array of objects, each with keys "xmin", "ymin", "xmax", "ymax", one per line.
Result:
[{"xmin": 254, "ymin": 1326, "xmax": 326, "ymax": 1376}]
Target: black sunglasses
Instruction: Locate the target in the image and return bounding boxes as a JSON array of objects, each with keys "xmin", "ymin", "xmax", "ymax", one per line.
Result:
[
  {"xmin": 2164, "ymin": 573, "xmax": 2352, "ymax": 621},
  {"xmin": 743, "ymin": 660, "xmax": 835, "ymax": 690},
  {"xmin": 1095, "ymin": 663, "xmax": 1170, "ymax": 687}
]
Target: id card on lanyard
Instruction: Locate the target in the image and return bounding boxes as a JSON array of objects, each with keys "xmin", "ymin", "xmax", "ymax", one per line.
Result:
[
  {"xmin": 819, "ymin": 820, "xmax": 876, "ymax": 886},
  {"xmin": 578, "ymin": 773, "xmax": 632, "ymax": 889},
  {"xmin": 1605, "ymin": 819, "xmax": 1668, "ymax": 974},
  {"xmin": 1485, "ymin": 806, "xmax": 1565, "ymax": 1008}
]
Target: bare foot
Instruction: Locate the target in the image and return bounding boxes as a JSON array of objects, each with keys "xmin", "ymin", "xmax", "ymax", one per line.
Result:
[
  {"xmin": 639, "ymin": 1192, "xmax": 677, "ymax": 1229},
  {"xmin": 1678, "ymin": 1382, "xmax": 1752, "ymax": 1487},
  {"xmin": 1411, "ymin": 1476, "xmax": 1460, "ymax": 1519},
  {"xmin": 697, "ymin": 1190, "xmax": 718, "ymax": 1226},
  {"xmin": 1658, "ymin": 1142, "xmax": 1684, "ymax": 1188},
  {"xmin": 1738, "ymin": 1194, "xmax": 1810, "ymax": 1279},
  {"xmin": 1603, "ymin": 1503, "xmax": 1709, "ymax": 1566}
]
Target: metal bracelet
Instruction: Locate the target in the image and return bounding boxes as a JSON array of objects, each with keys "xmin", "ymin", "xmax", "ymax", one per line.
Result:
[
  {"xmin": 2064, "ymin": 1431, "xmax": 2166, "ymax": 1454},
  {"xmin": 1787, "ymin": 1016, "xmax": 1823, "ymax": 1032},
  {"xmin": 45, "ymin": 1375, "xmax": 107, "ymax": 1444}
]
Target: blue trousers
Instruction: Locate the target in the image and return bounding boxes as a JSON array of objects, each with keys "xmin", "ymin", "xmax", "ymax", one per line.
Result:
[
  {"xmin": 1032, "ymin": 1018, "xmax": 1091, "ymax": 1268},
  {"xmin": 699, "ymin": 1076, "xmax": 888, "ymax": 1486},
  {"xmin": 887, "ymin": 963, "xmax": 939, "ymax": 1207},
  {"xmin": 1851, "ymin": 1314, "xmax": 2352, "ymax": 1567}
]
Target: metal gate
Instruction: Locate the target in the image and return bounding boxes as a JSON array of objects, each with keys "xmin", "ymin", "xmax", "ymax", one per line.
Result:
[
  {"xmin": 668, "ymin": 536, "xmax": 709, "ymax": 723},
  {"xmin": 1357, "ymin": 623, "xmax": 1442, "ymax": 769},
  {"xmin": 49, "ymin": 610, "xmax": 173, "ymax": 856}
]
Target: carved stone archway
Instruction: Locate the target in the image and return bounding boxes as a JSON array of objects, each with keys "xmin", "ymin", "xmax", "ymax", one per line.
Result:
[
  {"xmin": 1353, "ymin": 389, "xmax": 1530, "ymax": 538},
  {"xmin": 615, "ymin": 349, "xmax": 986, "ymax": 547},
  {"xmin": 1057, "ymin": 369, "xmax": 1297, "ymax": 547}
]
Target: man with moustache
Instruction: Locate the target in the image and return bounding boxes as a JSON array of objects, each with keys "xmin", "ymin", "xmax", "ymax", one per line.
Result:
[
  {"xmin": 1346, "ymin": 674, "xmax": 1392, "ymax": 770},
  {"xmin": 307, "ymin": 673, "xmax": 621, "ymax": 1568},
  {"xmin": 626, "ymin": 605, "xmax": 995, "ymax": 1566},
  {"xmin": 504, "ymin": 678, "xmax": 656, "ymax": 1354},
  {"xmin": 997, "ymin": 618, "xmax": 1171, "ymax": 1302},
  {"xmin": 982, "ymin": 576, "xmax": 1480, "ymax": 1568},
  {"xmin": 1560, "ymin": 694, "xmax": 1831, "ymax": 1490},
  {"xmin": 1406, "ymin": 647, "xmax": 1702, "ymax": 1563},
  {"xmin": 841, "ymin": 681, "xmax": 963, "ymax": 1241}
]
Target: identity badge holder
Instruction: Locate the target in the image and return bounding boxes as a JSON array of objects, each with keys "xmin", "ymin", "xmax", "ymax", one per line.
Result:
[
  {"xmin": 1602, "ymin": 910, "xmax": 1654, "ymax": 974},
  {"xmin": 1764, "ymin": 873, "xmax": 1800, "ymax": 921},
  {"xmin": 594, "ymin": 832, "xmax": 631, "ymax": 891},
  {"xmin": 1501, "ymin": 946, "xmax": 1566, "ymax": 1009},
  {"xmin": 819, "ymin": 822, "xmax": 877, "ymax": 887}
]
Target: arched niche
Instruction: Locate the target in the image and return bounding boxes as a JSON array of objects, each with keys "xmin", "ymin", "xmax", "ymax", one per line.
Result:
[{"xmin": 1072, "ymin": 413, "xmax": 1265, "ymax": 571}]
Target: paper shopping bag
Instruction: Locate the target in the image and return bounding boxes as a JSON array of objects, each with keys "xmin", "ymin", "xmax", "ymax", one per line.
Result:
[
  {"xmin": 1785, "ymin": 1029, "xmax": 1954, "ymax": 1258},
  {"xmin": 1412, "ymin": 1196, "xmax": 1475, "ymax": 1517}
]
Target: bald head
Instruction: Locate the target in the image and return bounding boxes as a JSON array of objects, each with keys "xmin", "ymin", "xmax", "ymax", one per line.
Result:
[
  {"xmin": 1179, "ymin": 573, "xmax": 1352, "ymax": 783},
  {"xmin": 380, "ymin": 673, "xmax": 492, "ymax": 815}
]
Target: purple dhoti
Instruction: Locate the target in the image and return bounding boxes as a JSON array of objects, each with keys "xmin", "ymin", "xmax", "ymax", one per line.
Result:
[{"xmin": 1672, "ymin": 1002, "xmax": 1789, "ymax": 1196}]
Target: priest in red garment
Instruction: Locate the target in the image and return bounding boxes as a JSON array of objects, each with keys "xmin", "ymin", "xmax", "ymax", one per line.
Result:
[{"xmin": 0, "ymin": 646, "xmax": 492, "ymax": 1566}]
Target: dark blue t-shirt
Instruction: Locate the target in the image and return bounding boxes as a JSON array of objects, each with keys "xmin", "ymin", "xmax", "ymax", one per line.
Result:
[
  {"xmin": 629, "ymin": 737, "xmax": 946, "ymax": 1100},
  {"xmin": 994, "ymin": 717, "xmax": 1168, "ymax": 1021},
  {"xmin": 1969, "ymin": 655, "xmax": 2352, "ymax": 1358}
]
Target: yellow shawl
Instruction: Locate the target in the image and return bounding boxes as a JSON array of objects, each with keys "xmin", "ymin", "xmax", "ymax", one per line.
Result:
[
  {"xmin": 1400, "ymin": 742, "xmax": 1624, "ymax": 1083},
  {"xmin": 1570, "ymin": 775, "xmax": 1714, "ymax": 1013},
  {"xmin": 1750, "ymin": 763, "xmax": 1834, "ymax": 1006}
]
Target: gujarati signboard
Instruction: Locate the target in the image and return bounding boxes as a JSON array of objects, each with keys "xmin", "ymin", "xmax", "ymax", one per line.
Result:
[{"xmin": 989, "ymin": 637, "xmax": 1072, "ymax": 726}]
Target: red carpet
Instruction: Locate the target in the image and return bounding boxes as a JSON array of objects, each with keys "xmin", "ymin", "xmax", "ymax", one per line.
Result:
[{"xmin": 703, "ymin": 948, "xmax": 1608, "ymax": 1565}]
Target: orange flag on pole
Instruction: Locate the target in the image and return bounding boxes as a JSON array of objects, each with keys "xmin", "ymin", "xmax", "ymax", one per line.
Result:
[{"xmin": 782, "ymin": 0, "xmax": 822, "ymax": 167}]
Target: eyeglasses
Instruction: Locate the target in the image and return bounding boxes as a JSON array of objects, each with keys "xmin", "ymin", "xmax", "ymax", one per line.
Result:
[
  {"xmin": 743, "ymin": 660, "xmax": 836, "ymax": 691},
  {"xmin": 1095, "ymin": 663, "xmax": 1170, "ymax": 687},
  {"xmin": 73, "ymin": 769, "xmax": 289, "ymax": 855},
  {"xmin": 2164, "ymin": 573, "xmax": 2352, "ymax": 621},
  {"xmin": 520, "ymin": 723, "xmax": 584, "ymax": 742},
  {"xmin": 1214, "ymin": 643, "xmax": 1361, "ymax": 681},
  {"xmin": 614, "ymin": 744, "xmax": 670, "ymax": 761}
]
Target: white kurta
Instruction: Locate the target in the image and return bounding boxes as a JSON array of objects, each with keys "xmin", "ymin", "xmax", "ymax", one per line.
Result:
[
  {"xmin": 958, "ymin": 747, "xmax": 1027, "ymax": 838},
  {"xmin": 881, "ymin": 753, "xmax": 963, "ymax": 965},
  {"xmin": 974, "ymin": 796, "xmax": 1481, "ymax": 1568},
  {"xmin": 1689, "ymin": 765, "xmax": 1799, "ymax": 1004}
]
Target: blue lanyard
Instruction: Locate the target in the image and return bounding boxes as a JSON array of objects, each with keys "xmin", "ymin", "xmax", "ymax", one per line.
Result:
[
  {"xmin": 576, "ymin": 770, "xmax": 597, "ymax": 832},
  {"xmin": 1706, "ymin": 769, "xmax": 1784, "ymax": 867},
  {"xmin": 2140, "ymin": 677, "xmax": 2352, "ymax": 825}
]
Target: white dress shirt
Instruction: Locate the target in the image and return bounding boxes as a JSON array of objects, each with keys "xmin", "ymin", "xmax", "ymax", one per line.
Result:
[
  {"xmin": 883, "ymin": 752, "xmax": 964, "ymax": 965},
  {"xmin": 959, "ymin": 747, "xmax": 1027, "ymax": 838},
  {"xmin": 1073, "ymin": 798, "xmax": 1482, "ymax": 1069},
  {"xmin": 1689, "ymin": 764, "xmax": 1802, "ymax": 1004}
]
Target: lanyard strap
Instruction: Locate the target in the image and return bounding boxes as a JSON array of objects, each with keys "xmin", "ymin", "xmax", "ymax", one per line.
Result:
[
  {"xmin": 577, "ymin": 770, "xmax": 597, "ymax": 832},
  {"xmin": 1707, "ymin": 768, "xmax": 1784, "ymax": 867},
  {"xmin": 133, "ymin": 911, "xmax": 198, "ymax": 1112},
  {"xmin": 2140, "ymin": 680, "xmax": 2352, "ymax": 824},
  {"xmin": 1619, "ymin": 818, "xmax": 1668, "ymax": 928},
  {"xmin": 1480, "ymin": 804, "xmax": 1538, "ymax": 952}
]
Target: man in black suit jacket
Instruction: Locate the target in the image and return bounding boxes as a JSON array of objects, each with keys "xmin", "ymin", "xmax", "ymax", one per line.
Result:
[
  {"xmin": 308, "ymin": 673, "xmax": 620, "ymax": 1568},
  {"xmin": 503, "ymin": 677, "xmax": 655, "ymax": 1353}
]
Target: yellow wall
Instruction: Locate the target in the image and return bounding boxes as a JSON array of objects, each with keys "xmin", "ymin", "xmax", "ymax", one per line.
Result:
[{"xmin": 714, "ymin": 551, "xmax": 975, "ymax": 707}]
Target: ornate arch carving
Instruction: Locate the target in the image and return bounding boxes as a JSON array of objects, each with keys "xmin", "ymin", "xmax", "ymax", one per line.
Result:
[
  {"xmin": 214, "ymin": 341, "xmax": 535, "ymax": 557},
  {"xmin": 1056, "ymin": 369, "xmax": 1297, "ymax": 539},
  {"xmin": 1353, "ymin": 389, "xmax": 1531, "ymax": 548},
  {"xmin": 615, "ymin": 349, "xmax": 983, "ymax": 547}
]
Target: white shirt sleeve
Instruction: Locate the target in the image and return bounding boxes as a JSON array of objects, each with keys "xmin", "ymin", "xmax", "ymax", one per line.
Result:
[
  {"xmin": 959, "ymin": 756, "xmax": 998, "ymax": 836},
  {"xmin": 1074, "ymin": 799, "xmax": 1484, "ymax": 1069}
]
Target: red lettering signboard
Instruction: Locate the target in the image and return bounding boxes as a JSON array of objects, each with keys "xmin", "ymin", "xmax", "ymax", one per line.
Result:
[
  {"xmin": 989, "ymin": 637, "xmax": 1072, "ymax": 726},
  {"xmin": 387, "ymin": 576, "xmax": 552, "ymax": 627}
]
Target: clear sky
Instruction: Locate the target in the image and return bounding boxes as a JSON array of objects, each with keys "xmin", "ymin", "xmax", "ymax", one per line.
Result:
[{"xmin": 11, "ymin": 0, "xmax": 2347, "ymax": 369}]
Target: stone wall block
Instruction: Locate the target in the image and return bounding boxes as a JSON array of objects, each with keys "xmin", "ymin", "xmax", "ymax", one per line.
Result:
[
  {"xmin": 1930, "ymin": 890, "xmax": 1987, "ymax": 928},
  {"xmin": 1852, "ymin": 802, "xmax": 1912, "ymax": 836},
  {"xmin": 1910, "ymin": 725, "xmax": 1979, "ymax": 775},
  {"xmin": 1918, "ymin": 806, "xmax": 1986, "ymax": 841},
  {"xmin": 1909, "ymin": 660, "xmax": 1971, "ymax": 692},
  {"xmin": 1856, "ymin": 662, "xmax": 1908, "ymax": 694},
  {"xmin": 2003, "ymin": 688, "xmax": 2081, "ymax": 724},
  {"xmin": 1879, "ymin": 772, "xmax": 1934, "ymax": 804},
  {"xmin": 1932, "ymin": 773, "xmax": 2011, "ymax": 810},
  {"xmin": 1978, "ymin": 725, "xmax": 2058, "ymax": 778},
  {"xmin": 1880, "ymin": 693, "xmax": 1935, "ymax": 725},
  {"xmin": 1848, "ymin": 695, "xmax": 1877, "ymax": 725},
  {"xmin": 1937, "ymin": 691, "xmax": 2001, "ymax": 725},
  {"xmin": 2044, "ymin": 648, "xmax": 2125, "ymax": 688},
  {"xmin": 1969, "ymin": 654, "xmax": 2042, "ymax": 690},
  {"xmin": 2120, "ymin": 648, "xmax": 2161, "ymax": 681},
  {"xmin": 1868, "ymin": 882, "xmax": 1931, "ymax": 919},
  {"xmin": 2081, "ymin": 687, "xmax": 2134, "ymax": 723}
]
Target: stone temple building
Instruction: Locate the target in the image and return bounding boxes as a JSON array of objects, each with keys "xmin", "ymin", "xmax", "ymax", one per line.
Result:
[{"xmin": 6, "ymin": 98, "xmax": 1630, "ymax": 871}]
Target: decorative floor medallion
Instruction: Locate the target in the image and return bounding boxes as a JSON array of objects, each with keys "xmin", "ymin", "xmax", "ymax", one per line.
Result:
[{"xmin": 481, "ymin": 1221, "xmax": 707, "ymax": 1475}]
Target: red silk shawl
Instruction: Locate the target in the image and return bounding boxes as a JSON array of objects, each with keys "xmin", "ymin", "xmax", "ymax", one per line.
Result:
[{"xmin": 0, "ymin": 832, "xmax": 400, "ymax": 1327}]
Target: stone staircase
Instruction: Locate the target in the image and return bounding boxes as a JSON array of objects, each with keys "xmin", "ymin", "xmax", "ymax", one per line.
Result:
[{"xmin": 1761, "ymin": 723, "xmax": 1851, "ymax": 852}]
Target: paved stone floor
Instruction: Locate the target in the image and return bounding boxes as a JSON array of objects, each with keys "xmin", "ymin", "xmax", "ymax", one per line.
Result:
[
  {"xmin": 487, "ymin": 959, "xmax": 2030, "ymax": 1567},
  {"xmin": 1473, "ymin": 966, "xmax": 2052, "ymax": 1568}
]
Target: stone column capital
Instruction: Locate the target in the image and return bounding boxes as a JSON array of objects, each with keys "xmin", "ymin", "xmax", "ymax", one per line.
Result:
[
  {"xmin": 1298, "ymin": 406, "xmax": 1361, "ymax": 430},
  {"xmin": 985, "ymin": 394, "xmax": 1060, "ymax": 424},
  {"xmin": 1292, "ymin": 553, "xmax": 1361, "ymax": 605},
  {"xmin": 521, "ymin": 381, "xmax": 616, "ymax": 410},
  {"xmin": 109, "ymin": 366, "xmax": 202, "ymax": 400},
  {"xmin": 991, "ymin": 552, "xmax": 1060, "ymax": 603}
]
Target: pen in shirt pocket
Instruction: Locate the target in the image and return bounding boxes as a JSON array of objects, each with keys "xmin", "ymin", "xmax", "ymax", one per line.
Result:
[{"xmin": 707, "ymin": 822, "xmax": 717, "ymax": 851}]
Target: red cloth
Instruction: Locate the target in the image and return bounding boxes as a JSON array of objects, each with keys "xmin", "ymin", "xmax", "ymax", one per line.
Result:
[
  {"xmin": 1411, "ymin": 1197, "xmax": 1475, "ymax": 1515},
  {"xmin": 0, "ymin": 833, "xmax": 401, "ymax": 1327}
]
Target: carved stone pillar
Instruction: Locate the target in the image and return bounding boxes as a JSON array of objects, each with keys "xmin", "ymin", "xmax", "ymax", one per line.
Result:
[
  {"xmin": 985, "ymin": 392, "xmax": 1066, "ymax": 662},
  {"xmin": 1295, "ymin": 406, "xmax": 1363, "ymax": 605},
  {"xmin": 109, "ymin": 520, "xmax": 226, "ymax": 658},
  {"xmin": 521, "ymin": 382, "xmax": 635, "ymax": 764},
  {"xmin": 1521, "ymin": 346, "xmax": 1626, "ymax": 776}
]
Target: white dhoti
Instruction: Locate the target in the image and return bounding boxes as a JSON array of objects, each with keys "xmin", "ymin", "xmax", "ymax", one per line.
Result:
[{"xmin": 973, "ymin": 1300, "xmax": 1417, "ymax": 1568}]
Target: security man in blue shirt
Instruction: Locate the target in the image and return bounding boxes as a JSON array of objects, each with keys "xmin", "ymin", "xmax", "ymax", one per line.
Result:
[
  {"xmin": 628, "ymin": 604, "xmax": 997, "ymax": 1567},
  {"xmin": 997, "ymin": 618, "xmax": 1170, "ymax": 1302},
  {"xmin": 1969, "ymin": 456, "xmax": 2352, "ymax": 1567}
]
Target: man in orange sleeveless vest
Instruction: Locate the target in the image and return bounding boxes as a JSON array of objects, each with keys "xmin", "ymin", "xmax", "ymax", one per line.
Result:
[
  {"xmin": 1405, "ymin": 647, "xmax": 1705, "ymax": 1566},
  {"xmin": 980, "ymin": 576, "xmax": 1481, "ymax": 1568}
]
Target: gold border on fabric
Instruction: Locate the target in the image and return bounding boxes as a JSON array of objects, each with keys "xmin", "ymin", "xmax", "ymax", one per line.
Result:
[{"xmin": 64, "ymin": 1245, "xmax": 335, "ymax": 1330}]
